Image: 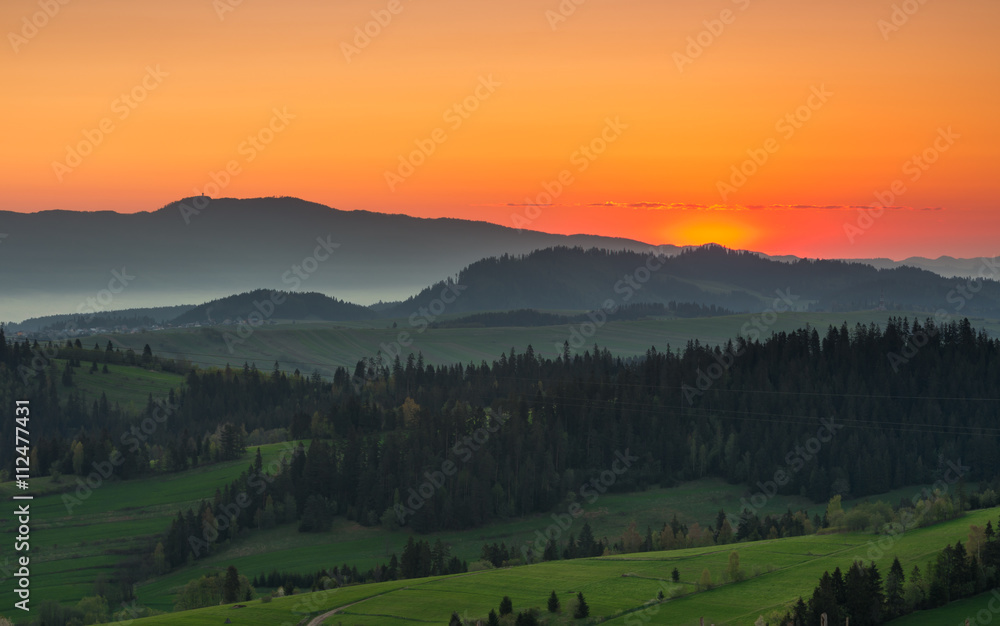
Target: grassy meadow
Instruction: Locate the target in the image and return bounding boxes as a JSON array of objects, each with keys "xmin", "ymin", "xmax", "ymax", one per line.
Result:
[
  {"xmin": 90, "ymin": 507, "xmax": 1000, "ymax": 626},
  {"xmin": 889, "ymin": 589, "xmax": 1000, "ymax": 625},
  {"xmin": 53, "ymin": 359, "xmax": 186, "ymax": 412},
  {"xmin": 1, "ymin": 444, "xmax": 983, "ymax": 622},
  {"xmin": 0, "ymin": 442, "xmax": 299, "ymax": 618},
  {"xmin": 5, "ymin": 311, "xmax": 997, "ymax": 623},
  {"xmin": 87, "ymin": 310, "xmax": 1000, "ymax": 376}
]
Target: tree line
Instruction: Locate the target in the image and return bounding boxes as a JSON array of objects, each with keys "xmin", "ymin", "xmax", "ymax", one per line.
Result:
[
  {"xmin": 3, "ymin": 317, "xmax": 1000, "ymax": 535},
  {"xmin": 786, "ymin": 514, "xmax": 1000, "ymax": 625}
]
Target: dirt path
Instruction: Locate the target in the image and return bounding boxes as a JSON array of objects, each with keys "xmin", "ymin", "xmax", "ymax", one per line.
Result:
[
  {"xmin": 305, "ymin": 599, "xmax": 364, "ymax": 626},
  {"xmin": 304, "ymin": 569, "xmax": 486, "ymax": 625}
]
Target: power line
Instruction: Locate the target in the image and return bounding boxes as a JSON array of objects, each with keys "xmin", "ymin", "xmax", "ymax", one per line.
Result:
[{"xmin": 23, "ymin": 344, "xmax": 1000, "ymax": 437}]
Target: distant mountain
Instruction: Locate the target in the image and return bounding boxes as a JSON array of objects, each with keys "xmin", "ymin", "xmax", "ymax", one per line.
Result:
[
  {"xmin": 3, "ymin": 196, "xmax": 996, "ymax": 323},
  {"xmin": 171, "ymin": 290, "xmax": 375, "ymax": 325},
  {"xmin": 387, "ymin": 245, "xmax": 1000, "ymax": 317},
  {"xmin": 842, "ymin": 255, "xmax": 999, "ymax": 278},
  {"xmin": 432, "ymin": 302, "xmax": 734, "ymax": 328},
  {"xmin": 0, "ymin": 196, "xmax": 663, "ymax": 322},
  {"xmin": 7, "ymin": 305, "xmax": 194, "ymax": 333}
]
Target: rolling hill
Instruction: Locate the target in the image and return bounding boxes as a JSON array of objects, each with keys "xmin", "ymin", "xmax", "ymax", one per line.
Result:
[
  {"xmin": 387, "ymin": 245, "xmax": 1000, "ymax": 317},
  {"xmin": 0, "ymin": 196, "xmax": 663, "ymax": 323},
  {"xmin": 3, "ymin": 196, "xmax": 997, "ymax": 325},
  {"xmin": 170, "ymin": 289, "xmax": 376, "ymax": 325},
  {"xmin": 84, "ymin": 310, "xmax": 1000, "ymax": 375},
  {"xmin": 93, "ymin": 508, "xmax": 1000, "ymax": 626}
]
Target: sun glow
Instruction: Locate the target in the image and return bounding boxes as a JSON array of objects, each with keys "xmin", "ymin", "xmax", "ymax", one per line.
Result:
[
  {"xmin": 672, "ymin": 220, "xmax": 758, "ymax": 250},
  {"xmin": 0, "ymin": 0, "xmax": 997, "ymax": 258}
]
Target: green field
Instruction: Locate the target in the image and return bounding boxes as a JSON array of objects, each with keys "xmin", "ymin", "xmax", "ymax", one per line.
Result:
[
  {"xmin": 0, "ymin": 462, "xmax": 776, "ymax": 618},
  {"xmin": 88, "ymin": 311, "xmax": 1000, "ymax": 376},
  {"xmin": 7, "ymin": 314, "xmax": 999, "ymax": 623},
  {"xmin": 54, "ymin": 359, "xmax": 186, "ymax": 412},
  {"xmin": 131, "ymin": 477, "xmax": 830, "ymax": 613},
  {"xmin": 889, "ymin": 589, "xmax": 1000, "ymax": 625},
  {"xmin": 2, "ymin": 429, "xmax": 992, "ymax": 624},
  {"xmin": 2, "ymin": 439, "xmax": 941, "ymax": 621},
  {"xmin": 0, "ymin": 445, "xmax": 977, "ymax": 622},
  {"xmin": 0, "ymin": 442, "xmax": 300, "ymax": 618},
  {"xmin": 96, "ymin": 507, "xmax": 1000, "ymax": 626}
]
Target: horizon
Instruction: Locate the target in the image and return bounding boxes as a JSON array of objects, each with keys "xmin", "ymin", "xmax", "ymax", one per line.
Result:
[
  {"xmin": 3, "ymin": 222, "xmax": 999, "ymax": 326},
  {"xmin": 4, "ymin": 194, "xmax": 998, "ymax": 263}
]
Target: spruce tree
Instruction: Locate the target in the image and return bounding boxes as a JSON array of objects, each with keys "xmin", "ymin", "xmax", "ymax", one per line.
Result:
[
  {"xmin": 222, "ymin": 565, "xmax": 240, "ymax": 604},
  {"xmin": 499, "ymin": 595, "xmax": 513, "ymax": 616},
  {"xmin": 885, "ymin": 557, "xmax": 906, "ymax": 619},
  {"xmin": 547, "ymin": 590, "xmax": 560, "ymax": 613},
  {"xmin": 515, "ymin": 611, "xmax": 539, "ymax": 626}
]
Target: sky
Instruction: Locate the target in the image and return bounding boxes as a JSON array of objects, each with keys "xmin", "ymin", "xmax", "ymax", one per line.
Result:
[{"xmin": 1, "ymin": 0, "xmax": 998, "ymax": 260}]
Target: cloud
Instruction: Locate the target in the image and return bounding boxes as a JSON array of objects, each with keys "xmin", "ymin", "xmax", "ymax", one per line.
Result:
[
  {"xmin": 586, "ymin": 201, "xmax": 739, "ymax": 211},
  {"xmin": 485, "ymin": 201, "xmax": 938, "ymax": 211},
  {"xmin": 734, "ymin": 203, "xmax": 918, "ymax": 211},
  {"xmin": 588, "ymin": 202, "xmax": 923, "ymax": 212}
]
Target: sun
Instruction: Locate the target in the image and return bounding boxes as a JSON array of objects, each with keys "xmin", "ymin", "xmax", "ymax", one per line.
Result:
[{"xmin": 672, "ymin": 220, "xmax": 758, "ymax": 250}]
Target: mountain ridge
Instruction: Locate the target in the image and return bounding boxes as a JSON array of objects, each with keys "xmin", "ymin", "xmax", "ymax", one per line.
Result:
[
  {"xmin": 0, "ymin": 196, "xmax": 661, "ymax": 322},
  {"xmin": 386, "ymin": 245, "xmax": 1000, "ymax": 317},
  {"xmin": 2, "ymin": 196, "xmax": 997, "ymax": 322}
]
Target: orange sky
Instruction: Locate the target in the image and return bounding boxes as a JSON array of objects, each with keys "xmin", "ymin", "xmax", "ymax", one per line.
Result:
[{"xmin": 1, "ymin": 0, "xmax": 998, "ymax": 259}]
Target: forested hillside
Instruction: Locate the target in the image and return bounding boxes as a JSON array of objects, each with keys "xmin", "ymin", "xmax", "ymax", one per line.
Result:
[
  {"xmin": 389, "ymin": 246, "xmax": 1000, "ymax": 316},
  {"xmin": 170, "ymin": 289, "xmax": 376, "ymax": 325},
  {"xmin": 8, "ymin": 305, "xmax": 194, "ymax": 333},
  {"xmin": 2, "ymin": 317, "xmax": 998, "ymax": 535}
]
